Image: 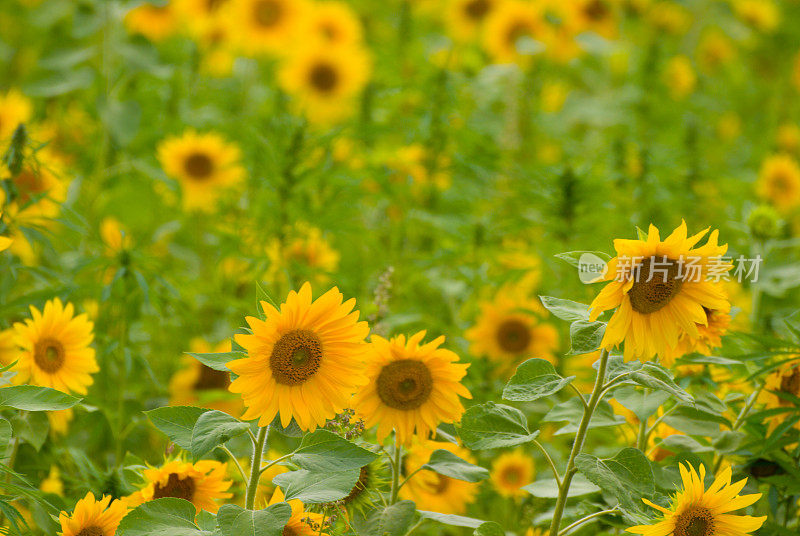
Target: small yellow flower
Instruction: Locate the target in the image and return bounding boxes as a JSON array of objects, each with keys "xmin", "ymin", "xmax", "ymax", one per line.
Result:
[
  {"xmin": 757, "ymin": 154, "xmax": 800, "ymax": 212},
  {"xmin": 40, "ymin": 466, "xmax": 63, "ymax": 495},
  {"xmin": 733, "ymin": 0, "xmax": 779, "ymax": 33},
  {"xmin": 491, "ymin": 450, "xmax": 535, "ymax": 498},
  {"xmin": 0, "ymin": 89, "xmax": 32, "ymax": 143},
  {"xmin": 59, "ymin": 492, "xmax": 128, "ymax": 536},
  {"xmin": 776, "ymin": 123, "xmax": 800, "ymax": 154},
  {"xmin": 124, "ymin": 2, "xmax": 178, "ymax": 42},
  {"xmin": 664, "ymin": 55, "xmax": 696, "ymax": 100}
]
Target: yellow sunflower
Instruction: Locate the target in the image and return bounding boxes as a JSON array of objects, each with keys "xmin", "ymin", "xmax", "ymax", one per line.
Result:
[
  {"xmin": 6, "ymin": 151, "xmax": 68, "ymax": 220},
  {"xmin": 58, "ymin": 493, "xmax": 128, "ymax": 536},
  {"xmin": 264, "ymin": 223, "xmax": 340, "ymax": 286},
  {"xmin": 490, "ymin": 449, "xmax": 534, "ymax": 498},
  {"xmin": 758, "ymin": 359, "xmax": 800, "ymax": 434},
  {"xmin": 40, "ymin": 466, "xmax": 63, "ymax": 495},
  {"xmin": 100, "ymin": 217, "xmax": 132, "ymax": 256},
  {"xmin": 445, "ymin": 0, "xmax": 499, "ymax": 42},
  {"xmin": 733, "ymin": 0, "xmax": 779, "ymax": 33},
  {"xmin": 170, "ymin": 338, "xmax": 242, "ymax": 416},
  {"xmin": 526, "ymin": 529, "xmax": 547, "ymax": 536},
  {"xmin": 794, "ymin": 52, "xmax": 800, "ymax": 92},
  {"xmin": 627, "ymin": 464, "xmax": 766, "ymax": 536},
  {"xmin": 0, "ymin": 89, "xmax": 32, "ymax": 144},
  {"xmin": 303, "ymin": 1, "xmax": 363, "ymax": 48},
  {"xmin": 589, "ymin": 221, "xmax": 731, "ymax": 362},
  {"xmin": 48, "ymin": 408, "xmax": 75, "ymax": 436},
  {"xmin": 233, "ymin": 0, "xmax": 309, "ymax": 55},
  {"xmin": 465, "ymin": 286, "xmax": 559, "ymax": 375},
  {"xmin": 278, "ymin": 43, "xmax": 371, "ymax": 124},
  {"xmin": 564, "ymin": 0, "xmax": 619, "ymax": 39},
  {"xmin": 126, "ymin": 460, "xmax": 232, "ymax": 514},
  {"xmin": 124, "ymin": 2, "xmax": 178, "ymax": 42},
  {"xmin": 11, "ymin": 298, "xmax": 98, "ymax": 395},
  {"xmin": 483, "ymin": 1, "xmax": 548, "ymax": 64},
  {"xmin": 697, "ymin": 30, "xmax": 735, "ymax": 73},
  {"xmin": 228, "ymin": 282, "xmax": 369, "ymax": 431},
  {"xmin": 665, "ymin": 308, "xmax": 731, "ymax": 369},
  {"xmin": 353, "ymin": 331, "xmax": 471, "ymax": 445},
  {"xmin": 756, "ymin": 154, "xmax": 800, "ymax": 213},
  {"xmin": 269, "ymin": 487, "xmax": 328, "ymax": 536},
  {"xmin": 172, "ymin": 0, "xmax": 235, "ymax": 38},
  {"xmin": 0, "ymin": 212, "xmax": 11, "ymax": 253},
  {"xmin": 157, "ymin": 130, "xmax": 245, "ymax": 211},
  {"xmin": 776, "ymin": 123, "xmax": 800, "ymax": 154},
  {"xmin": 664, "ymin": 55, "xmax": 696, "ymax": 100},
  {"xmin": 399, "ymin": 439, "xmax": 479, "ymax": 515},
  {"xmin": 646, "ymin": 1, "xmax": 691, "ymax": 35}
]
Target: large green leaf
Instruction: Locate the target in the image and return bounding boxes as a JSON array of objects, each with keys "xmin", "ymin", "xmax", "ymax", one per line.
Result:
[
  {"xmin": 273, "ymin": 468, "xmax": 360, "ymax": 503},
  {"xmin": 187, "ymin": 352, "xmax": 244, "ymax": 372},
  {"xmin": 191, "ymin": 410, "xmax": 250, "ymax": 461},
  {"xmin": 291, "ymin": 429, "xmax": 378, "ymax": 472},
  {"xmin": 116, "ymin": 498, "xmax": 211, "ymax": 536},
  {"xmin": 575, "ymin": 448, "xmax": 654, "ymax": 512},
  {"xmin": 627, "ymin": 364, "xmax": 693, "ymax": 405},
  {"xmin": 568, "ymin": 320, "xmax": 606, "ymax": 355},
  {"xmin": 539, "ymin": 296, "xmax": 591, "ymax": 322},
  {"xmin": 664, "ymin": 405, "xmax": 729, "ymax": 436},
  {"xmin": 0, "ymin": 386, "xmax": 80, "ymax": 411},
  {"xmin": 351, "ymin": 501, "xmax": 417, "ymax": 536},
  {"xmin": 457, "ymin": 402, "xmax": 539, "ymax": 449},
  {"xmin": 145, "ymin": 406, "xmax": 209, "ymax": 450},
  {"xmin": 418, "ymin": 511, "xmax": 485, "ymax": 528},
  {"xmin": 474, "ymin": 522, "xmax": 504, "ymax": 536},
  {"xmin": 544, "ymin": 399, "xmax": 625, "ymax": 435},
  {"xmin": 503, "ymin": 358, "xmax": 575, "ymax": 402},
  {"xmin": 522, "ymin": 475, "xmax": 600, "ymax": 498},
  {"xmin": 422, "ymin": 449, "xmax": 489, "ymax": 482},
  {"xmin": 215, "ymin": 503, "xmax": 292, "ymax": 536},
  {"xmin": 0, "ymin": 418, "xmax": 11, "ymax": 461},
  {"xmin": 612, "ymin": 387, "xmax": 671, "ymax": 422},
  {"xmin": 10, "ymin": 411, "xmax": 49, "ymax": 451}
]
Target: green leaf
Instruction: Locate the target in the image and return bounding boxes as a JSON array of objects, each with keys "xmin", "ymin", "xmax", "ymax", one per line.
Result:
[
  {"xmin": 664, "ymin": 406, "xmax": 729, "ymax": 436},
  {"xmin": 575, "ymin": 448, "xmax": 654, "ymax": 512},
  {"xmin": 291, "ymin": 430, "xmax": 378, "ymax": 472},
  {"xmin": 273, "ymin": 468, "xmax": 360, "ymax": 503},
  {"xmin": 568, "ymin": 320, "xmax": 606, "ymax": 355},
  {"xmin": 351, "ymin": 501, "xmax": 417, "ymax": 536},
  {"xmin": 422, "ymin": 450, "xmax": 489, "ymax": 482},
  {"xmin": 116, "ymin": 498, "xmax": 211, "ymax": 536},
  {"xmin": 503, "ymin": 358, "xmax": 575, "ymax": 402},
  {"xmin": 457, "ymin": 402, "xmax": 539, "ymax": 449},
  {"xmin": 628, "ymin": 364, "xmax": 693, "ymax": 405},
  {"xmin": 0, "ymin": 418, "xmax": 11, "ymax": 461},
  {"xmin": 0, "ymin": 386, "xmax": 81, "ymax": 411},
  {"xmin": 539, "ymin": 296, "xmax": 591, "ymax": 322},
  {"xmin": 474, "ymin": 521, "xmax": 504, "ymax": 536},
  {"xmin": 191, "ymin": 410, "xmax": 250, "ymax": 461},
  {"xmin": 418, "ymin": 511, "xmax": 486, "ymax": 528},
  {"xmin": 216, "ymin": 503, "xmax": 292, "ymax": 536},
  {"xmin": 187, "ymin": 352, "xmax": 244, "ymax": 372},
  {"xmin": 660, "ymin": 435, "xmax": 713, "ymax": 454},
  {"xmin": 522, "ymin": 475, "xmax": 600, "ymax": 498},
  {"xmin": 10, "ymin": 411, "xmax": 49, "ymax": 451},
  {"xmin": 145, "ymin": 406, "xmax": 209, "ymax": 450},
  {"xmin": 544, "ymin": 399, "xmax": 625, "ymax": 435},
  {"xmin": 554, "ymin": 251, "xmax": 611, "ymax": 269},
  {"xmin": 613, "ymin": 387, "xmax": 670, "ymax": 422}
]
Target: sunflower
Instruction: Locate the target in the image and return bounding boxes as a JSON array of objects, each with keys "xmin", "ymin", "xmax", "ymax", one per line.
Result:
[
  {"xmin": 646, "ymin": 1, "xmax": 691, "ymax": 35},
  {"xmin": 7, "ymin": 151, "xmax": 68, "ymax": 220},
  {"xmin": 0, "ymin": 212, "xmax": 11, "ymax": 252},
  {"xmin": 48, "ymin": 408, "xmax": 75, "ymax": 436},
  {"xmin": 233, "ymin": 0, "xmax": 309, "ymax": 55},
  {"xmin": 756, "ymin": 154, "xmax": 800, "ymax": 213},
  {"xmin": 11, "ymin": 298, "xmax": 98, "ymax": 395},
  {"xmin": 733, "ymin": 0, "xmax": 779, "ymax": 33},
  {"xmin": 776, "ymin": 123, "xmax": 800, "ymax": 154},
  {"xmin": 172, "ymin": 0, "xmax": 235, "ymax": 38},
  {"xmin": 465, "ymin": 286, "xmax": 559, "ymax": 375},
  {"xmin": 565, "ymin": 0, "xmax": 619, "ymax": 39},
  {"xmin": 40, "ymin": 466, "xmax": 63, "ymax": 496},
  {"xmin": 664, "ymin": 55, "xmax": 696, "ymax": 100},
  {"xmin": 697, "ymin": 30, "xmax": 735, "ymax": 73},
  {"xmin": 399, "ymin": 439, "xmax": 479, "ymax": 515},
  {"xmin": 758, "ymin": 359, "xmax": 800, "ymax": 434},
  {"xmin": 490, "ymin": 450, "xmax": 534, "ymax": 498},
  {"xmin": 157, "ymin": 130, "xmax": 245, "ymax": 211},
  {"xmin": 303, "ymin": 1, "xmax": 363, "ymax": 48},
  {"xmin": 664, "ymin": 308, "xmax": 731, "ymax": 369},
  {"xmin": 169, "ymin": 338, "xmax": 242, "ymax": 415},
  {"xmin": 58, "ymin": 492, "xmax": 128, "ymax": 536},
  {"xmin": 589, "ymin": 221, "xmax": 731, "ymax": 362},
  {"xmin": 794, "ymin": 52, "xmax": 800, "ymax": 92},
  {"xmin": 483, "ymin": 1, "xmax": 548, "ymax": 63},
  {"xmin": 445, "ymin": 0, "xmax": 499, "ymax": 42},
  {"xmin": 353, "ymin": 331, "xmax": 471, "ymax": 445},
  {"xmin": 125, "ymin": 460, "xmax": 232, "ymax": 514},
  {"xmin": 0, "ymin": 328, "xmax": 16, "ymax": 370},
  {"xmin": 269, "ymin": 487, "xmax": 328, "ymax": 536},
  {"xmin": 341, "ymin": 459, "xmax": 388, "ymax": 513},
  {"xmin": 264, "ymin": 223, "xmax": 340, "ymax": 286},
  {"xmin": 100, "ymin": 217, "xmax": 132, "ymax": 256},
  {"xmin": 0, "ymin": 89, "xmax": 32, "ymax": 144},
  {"xmin": 228, "ymin": 282, "xmax": 369, "ymax": 431},
  {"xmin": 278, "ymin": 43, "xmax": 371, "ymax": 124},
  {"xmin": 124, "ymin": 2, "xmax": 178, "ymax": 42},
  {"xmin": 526, "ymin": 529, "xmax": 546, "ymax": 536},
  {"xmin": 627, "ymin": 464, "xmax": 766, "ymax": 536}
]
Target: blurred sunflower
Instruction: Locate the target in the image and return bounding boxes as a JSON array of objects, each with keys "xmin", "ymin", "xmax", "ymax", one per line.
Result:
[
  {"xmin": 664, "ymin": 308, "xmax": 731, "ymax": 368},
  {"xmin": 0, "ymin": 328, "xmax": 16, "ymax": 369},
  {"xmin": 278, "ymin": 44, "xmax": 371, "ymax": 124},
  {"xmin": 526, "ymin": 529, "xmax": 546, "ymax": 536},
  {"xmin": 173, "ymin": 0, "xmax": 234, "ymax": 37},
  {"xmin": 646, "ymin": 1, "xmax": 691, "ymax": 35},
  {"xmin": 756, "ymin": 154, "xmax": 800, "ymax": 213},
  {"xmin": 400, "ymin": 439, "xmax": 479, "ymax": 515},
  {"xmin": 794, "ymin": 52, "xmax": 800, "ymax": 92},
  {"xmin": 776, "ymin": 123, "xmax": 800, "ymax": 154},
  {"xmin": 0, "ymin": 212, "xmax": 11, "ymax": 253},
  {"xmin": 0, "ymin": 89, "xmax": 32, "ymax": 143},
  {"xmin": 465, "ymin": 286, "xmax": 559, "ymax": 375},
  {"xmin": 303, "ymin": 1, "xmax": 363, "ymax": 47},
  {"xmin": 483, "ymin": 0, "xmax": 547, "ymax": 63},
  {"xmin": 11, "ymin": 298, "xmax": 98, "ymax": 394},
  {"xmin": 228, "ymin": 283, "xmax": 369, "ymax": 431},
  {"xmin": 589, "ymin": 221, "xmax": 731, "ymax": 362},
  {"xmin": 697, "ymin": 29, "xmax": 735, "ymax": 72},
  {"xmin": 627, "ymin": 464, "xmax": 766, "ymax": 536},
  {"xmin": 445, "ymin": 0, "xmax": 499, "ymax": 42},
  {"xmin": 40, "ymin": 466, "xmax": 63, "ymax": 495},
  {"xmin": 716, "ymin": 112, "xmax": 742, "ymax": 142},
  {"xmin": 269, "ymin": 487, "xmax": 327, "ymax": 535},
  {"xmin": 169, "ymin": 338, "xmax": 242, "ymax": 416},
  {"xmin": 124, "ymin": 2, "xmax": 178, "ymax": 42},
  {"xmin": 234, "ymin": 0, "xmax": 308, "ymax": 55},
  {"xmin": 647, "ymin": 420, "xmax": 684, "ymax": 462},
  {"xmin": 758, "ymin": 359, "xmax": 800, "ymax": 434},
  {"xmin": 353, "ymin": 331, "xmax": 471, "ymax": 445},
  {"xmin": 47, "ymin": 408, "xmax": 75, "ymax": 436},
  {"xmin": 6, "ymin": 151, "xmax": 67, "ymax": 220},
  {"xmin": 264, "ymin": 223, "xmax": 340, "ymax": 286},
  {"xmin": 126, "ymin": 459, "xmax": 232, "ymax": 514},
  {"xmin": 566, "ymin": 0, "xmax": 619, "ymax": 39},
  {"xmin": 58, "ymin": 493, "xmax": 127, "ymax": 536},
  {"xmin": 733, "ymin": 0, "xmax": 779, "ymax": 33},
  {"xmin": 563, "ymin": 350, "xmax": 601, "ymax": 391},
  {"xmin": 490, "ymin": 449, "xmax": 534, "ymax": 498},
  {"xmin": 157, "ymin": 130, "xmax": 245, "ymax": 211},
  {"xmin": 664, "ymin": 55, "xmax": 696, "ymax": 100},
  {"xmin": 100, "ymin": 217, "xmax": 132, "ymax": 256}
]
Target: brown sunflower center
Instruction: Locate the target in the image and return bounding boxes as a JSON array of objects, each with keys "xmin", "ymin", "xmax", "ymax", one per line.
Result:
[
  {"xmin": 771, "ymin": 172, "xmax": 791, "ymax": 193},
  {"xmin": 628, "ymin": 257, "xmax": 684, "ymax": 314},
  {"xmin": 501, "ymin": 466, "xmax": 521, "ymax": 485},
  {"xmin": 34, "ymin": 338, "xmax": 66, "ymax": 374},
  {"xmin": 496, "ymin": 319, "xmax": 531, "ymax": 353},
  {"xmin": 153, "ymin": 473, "xmax": 196, "ymax": 502},
  {"xmin": 76, "ymin": 527, "xmax": 104, "ymax": 536},
  {"xmin": 183, "ymin": 152, "xmax": 214, "ymax": 180},
  {"xmin": 13, "ymin": 169, "xmax": 47, "ymax": 205},
  {"xmin": 780, "ymin": 366, "xmax": 800, "ymax": 396},
  {"xmin": 194, "ymin": 364, "xmax": 231, "ymax": 391},
  {"xmin": 270, "ymin": 329, "xmax": 323, "ymax": 385},
  {"xmin": 254, "ymin": 0, "xmax": 283, "ymax": 28},
  {"xmin": 308, "ymin": 63, "xmax": 339, "ymax": 93},
  {"xmin": 206, "ymin": 0, "xmax": 228, "ymax": 10},
  {"xmin": 674, "ymin": 506, "xmax": 715, "ymax": 536},
  {"xmin": 376, "ymin": 359, "xmax": 433, "ymax": 410},
  {"xmin": 464, "ymin": 0, "xmax": 491, "ymax": 20},
  {"xmin": 432, "ymin": 474, "xmax": 450, "ymax": 493},
  {"xmin": 506, "ymin": 22, "xmax": 532, "ymax": 47},
  {"xmin": 343, "ymin": 466, "xmax": 370, "ymax": 503},
  {"xmin": 584, "ymin": 0, "xmax": 610, "ymax": 21},
  {"xmin": 282, "ymin": 526, "xmax": 299, "ymax": 536},
  {"xmin": 320, "ymin": 23, "xmax": 338, "ymax": 40}
]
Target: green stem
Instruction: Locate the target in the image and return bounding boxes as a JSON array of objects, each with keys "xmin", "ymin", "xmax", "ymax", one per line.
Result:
[
  {"xmin": 533, "ymin": 439, "xmax": 561, "ymax": 487},
  {"xmin": 390, "ymin": 440, "xmax": 402, "ymax": 504},
  {"xmin": 259, "ymin": 453, "xmax": 294, "ymax": 475},
  {"xmin": 558, "ymin": 508, "xmax": 617, "ymax": 536},
  {"xmin": 220, "ymin": 446, "xmax": 248, "ymax": 483},
  {"xmin": 548, "ymin": 349, "xmax": 610, "ymax": 536},
  {"xmin": 713, "ymin": 386, "xmax": 762, "ymax": 473},
  {"xmin": 245, "ymin": 426, "xmax": 269, "ymax": 509}
]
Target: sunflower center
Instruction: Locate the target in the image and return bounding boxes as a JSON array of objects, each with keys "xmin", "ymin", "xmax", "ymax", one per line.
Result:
[
  {"xmin": 282, "ymin": 526, "xmax": 299, "ymax": 536},
  {"xmin": 308, "ymin": 63, "xmax": 339, "ymax": 93},
  {"xmin": 506, "ymin": 22, "xmax": 531, "ymax": 47},
  {"xmin": 464, "ymin": 0, "xmax": 491, "ymax": 20},
  {"xmin": 76, "ymin": 527, "xmax": 104, "ymax": 536},
  {"xmin": 183, "ymin": 152, "xmax": 214, "ymax": 180},
  {"xmin": 496, "ymin": 319, "xmax": 531, "ymax": 353},
  {"xmin": 376, "ymin": 359, "xmax": 433, "ymax": 410},
  {"xmin": 432, "ymin": 474, "xmax": 450, "ymax": 493},
  {"xmin": 501, "ymin": 467, "xmax": 520, "ymax": 485},
  {"xmin": 206, "ymin": 0, "xmax": 227, "ymax": 10},
  {"xmin": 320, "ymin": 23, "xmax": 338, "ymax": 40},
  {"xmin": 153, "ymin": 473, "xmax": 196, "ymax": 502},
  {"xmin": 584, "ymin": 0, "xmax": 610, "ymax": 21},
  {"xmin": 254, "ymin": 0, "xmax": 283, "ymax": 28},
  {"xmin": 674, "ymin": 506, "xmax": 715, "ymax": 536},
  {"xmin": 13, "ymin": 169, "xmax": 46, "ymax": 205},
  {"xmin": 344, "ymin": 466, "xmax": 370, "ymax": 503},
  {"xmin": 270, "ymin": 329, "xmax": 323, "ymax": 385},
  {"xmin": 628, "ymin": 257, "xmax": 684, "ymax": 314},
  {"xmin": 34, "ymin": 338, "xmax": 66, "ymax": 374},
  {"xmin": 780, "ymin": 366, "xmax": 800, "ymax": 396},
  {"xmin": 194, "ymin": 364, "xmax": 231, "ymax": 391}
]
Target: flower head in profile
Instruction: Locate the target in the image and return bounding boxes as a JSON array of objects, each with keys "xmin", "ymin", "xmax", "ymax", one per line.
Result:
[
  {"xmin": 627, "ymin": 464, "xmax": 766, "ymax": 536},
  {"xmin": 269, "ymin": 487, "xmax": 328, "ymax": 536},
  {"xmin": 58, "ymin": 492, "xmax": 127, "ymax": 536},
  {"xmin": 758, "ymin": 359, "xmax": 800, "ymax": 434}
]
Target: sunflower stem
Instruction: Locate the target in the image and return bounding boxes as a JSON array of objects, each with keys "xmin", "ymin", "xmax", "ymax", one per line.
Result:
[
  {"xmin": 557, "ymin": 507, "xmax": 618, "ymax": 536},
  {"xmin": 245, "ymin": 425, "xmax": 269, "ymax": 510},
  {"xmin": 390, "ymin": 439, "xmax": 402, "ymax": 504},
  {"xmin": 532, "ymin": 439, "xmax": 561, "ymax": 487},
  {"xmin": 548, "ymin": 348, "xmax": 609, "ymax": 536}
]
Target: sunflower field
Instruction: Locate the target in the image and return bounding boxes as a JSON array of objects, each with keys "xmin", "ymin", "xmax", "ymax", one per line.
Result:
[{"xmin": 2, "ymin": 0, "xmax": 800, "ymax": 535}]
